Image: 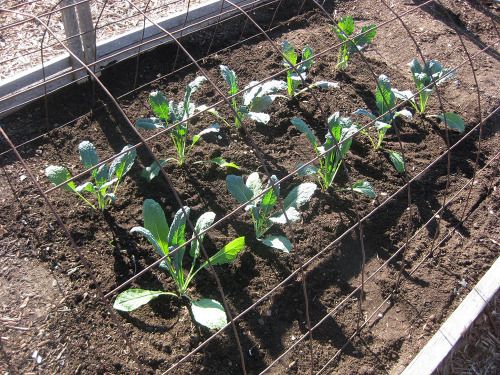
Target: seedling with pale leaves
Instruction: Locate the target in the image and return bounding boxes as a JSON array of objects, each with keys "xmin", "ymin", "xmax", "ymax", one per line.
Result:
[
  {"xmin": 114, "ymin": 199, "xmax": 245, "ymax": 330},
  {"xmin": 45, "ymin": 141, "xmax": 136, "ymax": 210},
  {"xmin": 354, "ymin": 75, "xmax": 412, "ymax": 150},
  {"xmin": 292, "ymin": 113, "xmax": 376, "ymax": 198},
  {"xmin": 392, "ymin": 59, "xmax": 454, "ymax": 115},
  {"xmin": 281, "ymin": 41, "xmax": 339, "ymax": 96},
  {"xmin": 332, "ymin": 16, "xmax": 376, "ymax": 70},
  {"xmin": 219, "ymin": 65, "xmax": 286, "ymax": 127},
  {"xmin": 226, "ymin": 172, "xmax": 316, "ymax": 253},
  {"xmin": 136, "ymin": 76, "xmax": 221, "ymax": 180}
]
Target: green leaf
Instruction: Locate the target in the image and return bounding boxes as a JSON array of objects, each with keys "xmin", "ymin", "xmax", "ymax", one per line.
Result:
[
  {"xmin": 45, "ymin": 165, "xmax": 77, "ymax": 192},
  {"xmin": 313, "ymin": 81, "xmax": 339, "ymax": 90},
  {"xmin": 220, "ymin": 65, "xmax": 238, "ymax": 95},
  {"xmin": 283, "ymin": 182, "xmax": 317, "ymax": 210},
  {"xmin": 261, "ymin": 175, "xmax": 280, "ymax": 214},
  {"xmin": 336, "ymin": 16, "xmax": 355, "ymax": 37},
  {"xmin": 226, "ymin": 175, "xmax": 254, "ymax": 204},
  {"xmin": 260, "ymin": 235, "xmax": 292, "ymax": 253},
  {"xmin": 353, "ymin": 108, "xmax": 376, "ymax": 120},
  {"xmin": 352, "ymin": 180, "xmax": 376, "ymax": 198},
  {"xmin": 210, "ymin": 157, "xmax": 240, "ymax": 170},
  {"xmin": 190, "ymin": 212, "xmax": 216, "ymax": 258},
  {"xmin": 247, "ymin": 112, "xmax": 270, "ymax": 124},
  {"xmin": 297, "ymin": 163, "xmax": 318, "ymax": 176},
  {"xmin": 78, "ymin": 141, "xmax": 99, "ymax": 169},
  {"xmin": 168, "ymin": 206, "xmax": 190, "ymax": 249},
  {"xmin": 141, "ymin": 159, "xmax": 169, "ymax": 181},
  {"xmin": 136, "ymin": 117, "xmax": 165, "ymax": 130},
  {"xmin": 113, "ymin": 289, "xmax": 173, "ymax": 312},
  {"xmin": 76, "ymin": 181, "xmax": 94, "ymax": 193},
  {"xmin": 109, "ymin": 145, "xmax": 136, "ymax": 181},
  {"xmin": 355, "ymin": 24, "xmax": 377, "ymax": 49},
  {"xmin": 130, "ymin": 226, "xmax": 165, "ymax": 257},
  {"xmin": 149, "ymin": 91, "xmax": 170, "ymax": 121},
  {"xmin": 301, "ymin": 45, "xmax": 314, "ymax": 70},
  {"xmin": 436, "ymin": 112, "xmax": 465, "ymax": 133},
  {"xmin": 376, "ymin": 74, "xmax": 395, "ymax": 117},
  {"xmin": 143, "ymin": 199, "xmax": 169, "ymax": 254},
  {"xmin": 192, "ymin": 123, "xmax": 220, "ymax": 146},
  {"xmin": 191, "ymin": 299, "xmax": 227, "ymax": 329},
  {"xmin": 389, "ymin": 151, "xmax": 405, "ymax": 173},
  {"xmin": 269, "ymin": 206, "xmax": 301, "ymax": 224},
  {"xmin": 245, "ymin": 172, "xmax": 263, "ymax": 198},
  {"xmin": 206, "ymin": 236, "xmax": 245, "ymax": 266},
  {"xmin": 281, "ymin": 40, "xmax": 298, "ymax": 68},
  {"xmin": 291, "ymin": 117, "xmax": 318, "ymax": 147},
  {"xmin": 183, "ymin": 76, "xmax": 207, "ymax": 115}
]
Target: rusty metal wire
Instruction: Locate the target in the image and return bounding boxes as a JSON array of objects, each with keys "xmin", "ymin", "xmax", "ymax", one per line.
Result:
[{"xmin": 1, "ymin": 0, "xmax": 498, "ymax": 373}]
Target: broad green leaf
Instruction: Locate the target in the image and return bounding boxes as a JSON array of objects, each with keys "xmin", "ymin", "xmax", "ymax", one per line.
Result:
[
  {"xmin": 183, "ymin": 76, "xmax": 207, "ymax": 115},
  {"xmin": 283, "ymin": 182, "xmax": 317, "ymax": 210},
  {"xmin": 281, "ymin": 40, "xmax": 298, "ymax": 67},
  {"xmin": 168, "ymin": 206, "xmax": 190, "ymax": 248},
  {"xmin": 109, "ymin": 145, "xmax": 136, "ymax": 181},
  {"xmin": 409, "ymin": 58, "xmax": 423, "ymax": 76},
  {"xmin": 352, "ymin": 180, "xmax": 376, "ymax": 199},
  {"xmin": 130, "ymin": 226, "xmax": 165, "ymax": 257},
  {"xmin": 113, "ymin": 289, "xmax": 173, "ymax": 312},
  {"xmin": 291, "ymin": 117, "xmax": 318, "ymax": 147},
  {"xmin": 78, "ymin": 141, "xmax": 99, "ymax": 169},
  {"xmin": 392, "ymin": 88, "xmax": 415, "ymax": 103},
  {"xmin": 395, "ymin": 109, "xmax": 413, "ymax": 120},
  {"xmin": 76, "ymin": 181, "xmax": 94, "ymax": 193},
  {"xmin": 226, "ymin": 175, "xmax": 254, "ymax": 204},
  {"xmin": 355, "ymin": 24, "xmax": 377, "ymax": 49},
  {"xmin": 336, "ymin": 16, "xmax": 355, "ymax": 37},
  {"xmin": 98, "ymin": 178, "xmax": 118, "ymax": 193},
  {"xmin": 260, "ymin": 235, "xmax": 292, "ymax": 253},
  {"xmin": 436, "ymin": 112, "xmax": 465, "ymax": 133},
  {"xmin": 136, "ymin": 117, "xmax": 165, "ymax": 130},
  {"xmin": 45, "ymin": 165, "xmax": 76, "ymax": 192},
  {"xmin": 205, "ymin": 236, "xmax": 245, "ymax": 266},
  {"xmin": 191, "ymin": 299, "xmax": 227, "ymax": 329},
  {"xmin": 249, "ymin": 95, "xmax": 273, "ymax": 113},
  {"xmin": 376, "ymin": 74, "xmax": 395, "ymax": 116},
  {"xmin": 353, "ymin": 108, "xmax": 376, "ymax": 120},
  {"xmin": 143, "ymin": 199, "xmax": 169, "ymax": 254},
  {"xmin": 375, "ymin": 121, "xmax": 391, "ymax": 131},
  {"xmin": 94, "ymin": 164, "xmax": 109, "ymax": 187},
  {"xmin": 313, "ymin": 81, "xmax": 340, "ymax": 90},
  {"xmin": 190, "ymin": 212, "xmax": 216, "ymax": 258},
  {"xmin": 149, "ymin": 91, "xmax": 170, "ymax": 121},
  {"xmin": 210, "ymin": 157, "xmax": 240, "ymax": 169},
  {"xmin": 220, "ymin": 65, "xmax": 238, "ymax": 95},
  {"xmin": 261, "ymin": 175, "xmax": 280, "ymax": 215},
  {"xmin": 245, "ymin": 172, "xmax": 263, "ymax": 198},
  {"xmin": 269, "ymin": 206, "xmax": 301, "ymax": 224},
  {"xmin": 389, "ymin": 151, "xmax": 405, "ymax": 173},
  {"xmin": 301, "ymin": 45, "xmax": 314, "ymax": 70},
  {"xmin": 141, "ymin": 159, "xmax": 169, "ymax": 181},
  {"xmin": 192, "ymin": 123, "xmax": 220, "ymax": 146}
]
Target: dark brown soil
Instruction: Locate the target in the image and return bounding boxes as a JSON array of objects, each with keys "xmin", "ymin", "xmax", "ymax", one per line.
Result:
[{"xmin": 1, "ymin": 0, "xmax": 499, "ymax": 374}]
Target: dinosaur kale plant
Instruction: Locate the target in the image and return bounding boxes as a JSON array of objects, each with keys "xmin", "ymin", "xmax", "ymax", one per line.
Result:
[
  {"xmin": 219, "ymin": 65, "xmax": 286, "ymax": 127},
  {"xmin": 332, "ymin": 15, "xmax": 377, "ymax": 70},
  {"xmin": 392, "ymin": 58, "xmax": 454, "ymax": 115},
  {"xmin": 136, "ymin": 76, "xmax": 220, "ymax": 180},
  {"xmin": 291, "ymin": 113, "xmax": 375, "ymax": 198},
  {"xmin": 226, "ymin": 173, "xmax": 316, "ymax": 253},
  {"xmin": 45, "ymin": 141, "xmax": 136, "ymax": 210},
  {"xmin": 354, "ymin": 74, "xmax": 412, "ymax": 150},
  {"xmin": 114, "ymin": 199, "xmax": 245, "ymax": 330},
  {"xmin": 281, "ymin": 40, "xmax": 339, "ymax": 96}
]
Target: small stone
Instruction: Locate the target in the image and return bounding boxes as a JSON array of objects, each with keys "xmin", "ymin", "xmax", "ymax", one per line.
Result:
[
  {"xmin": 288, "ymin": 360, "xmax": 297, "ymax": 369},
  {"xmin": 429, "ymin": 314, "xmax": 436, "ymax": 322},
  {"xmin": 258, "ymin": 318, "xmax": 264, "ymax": 326},
  {"xmin": 20, "ymin": 174, "xmax": 27, "ymax": 182}
]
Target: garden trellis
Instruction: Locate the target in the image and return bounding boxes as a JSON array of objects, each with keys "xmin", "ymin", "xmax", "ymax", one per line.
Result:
[{"xmin": 0, "ymin": 0, "xmax": 498, "ymax": 373}]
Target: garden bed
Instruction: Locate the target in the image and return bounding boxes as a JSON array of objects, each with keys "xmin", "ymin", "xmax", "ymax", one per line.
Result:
[{"xmin": 0, "ymin": 0, "xmax": 499, "ymax": 374}]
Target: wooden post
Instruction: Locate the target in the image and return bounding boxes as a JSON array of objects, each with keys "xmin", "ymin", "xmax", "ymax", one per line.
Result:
[
  {"xmin": 59, "ymin": 0, "xmax": 86, "ymax": 80},
  {"xmin": 75, "ymin": 1, "xmax": 96, "ymax": 72}
]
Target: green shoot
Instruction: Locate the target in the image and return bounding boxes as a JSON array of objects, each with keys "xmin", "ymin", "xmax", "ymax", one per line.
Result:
[
  {"xmin": 354, "ymin": 75, "xmax": 412, "ymax": 150},
  {"xmin": 114, "ymin": 199, "xmax": 245, "ymax": 330},
  {"xmin": 281, "ymin": 40, "xmax": 339, "ymax": 96},
  {"xmin": 388, "ymin": 151, "xmax": 405, "ymax": 174},
  {"xmin": 45, "ymin": 141, "xmax": 136, "ymax": 210},
  {"xmin": 430, "ymin": 112, "xmax": 466, "ymax": 133},
  {"xmin": 136, "ymin": 76, "xmax": 221, "ymax": 180},
  {"xmin": 226, "ymin": 172, "xmax": 316, "ymax": 252},
  {"xmin": 393, "ymin": 58, "xmax": 454, "ymax": 114},
  {"xmin": 219, "ymin": 65, "xmax": 286, "ymax": 127},
  {"xmin": 292, "ymin": 113, "xmax": 376, "ymax": 198},
  {"xmin": 332, "ymin": 16, "xmax": 377, "ymax": 70}
]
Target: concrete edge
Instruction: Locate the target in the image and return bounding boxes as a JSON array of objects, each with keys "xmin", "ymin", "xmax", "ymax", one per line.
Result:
[{"xmin": 401, "ymin": 255, "xmax": 500, "ymax": 375}]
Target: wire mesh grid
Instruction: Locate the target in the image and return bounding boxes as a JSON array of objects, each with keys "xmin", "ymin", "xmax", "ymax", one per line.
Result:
[{"xmin": 0, "ymin": 0, "xmax": 499, "ymax": 373}]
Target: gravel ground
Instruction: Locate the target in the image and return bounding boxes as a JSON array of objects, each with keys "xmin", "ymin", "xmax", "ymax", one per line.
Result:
[{"xmin": 0, "ymin": 0, "xmax": 205, "ymax": 80}]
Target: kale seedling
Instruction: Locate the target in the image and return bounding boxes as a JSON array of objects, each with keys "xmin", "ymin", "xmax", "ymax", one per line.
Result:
[
  {"xmin": 392, "ymin": 58, "xmax": 454, "ymax": 115},
  {"xmin": 291, "ymin": 113, "xmax": 375, "ymax": 198},
  {"xmin": 114, "ymin": 199, "xmax": 245, "ymax": 330},
  {"xmin": 354, "ymin": 74, "xmax": 412, "ymax": 150},
  {"xmin": 136, "ymin": 76, "xmax": 220, "ymax": 180},
  {"xmin": 45, "ymin": 141, "xmax": 136, "ymax": 210},
  {"xmin": 226, "ymin": 172, "xmax": 316, "ymax": 253},
  {"xmin": 219, "ymin": 65, "xmax": 286, "ymax": 127},
  {"xmin": 281, "ymin": 41, "xmax": 339, "ymax": 96},
  {"xmin": 332, "ymin": 16, "xmax": 376, "ymax": 70}
]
